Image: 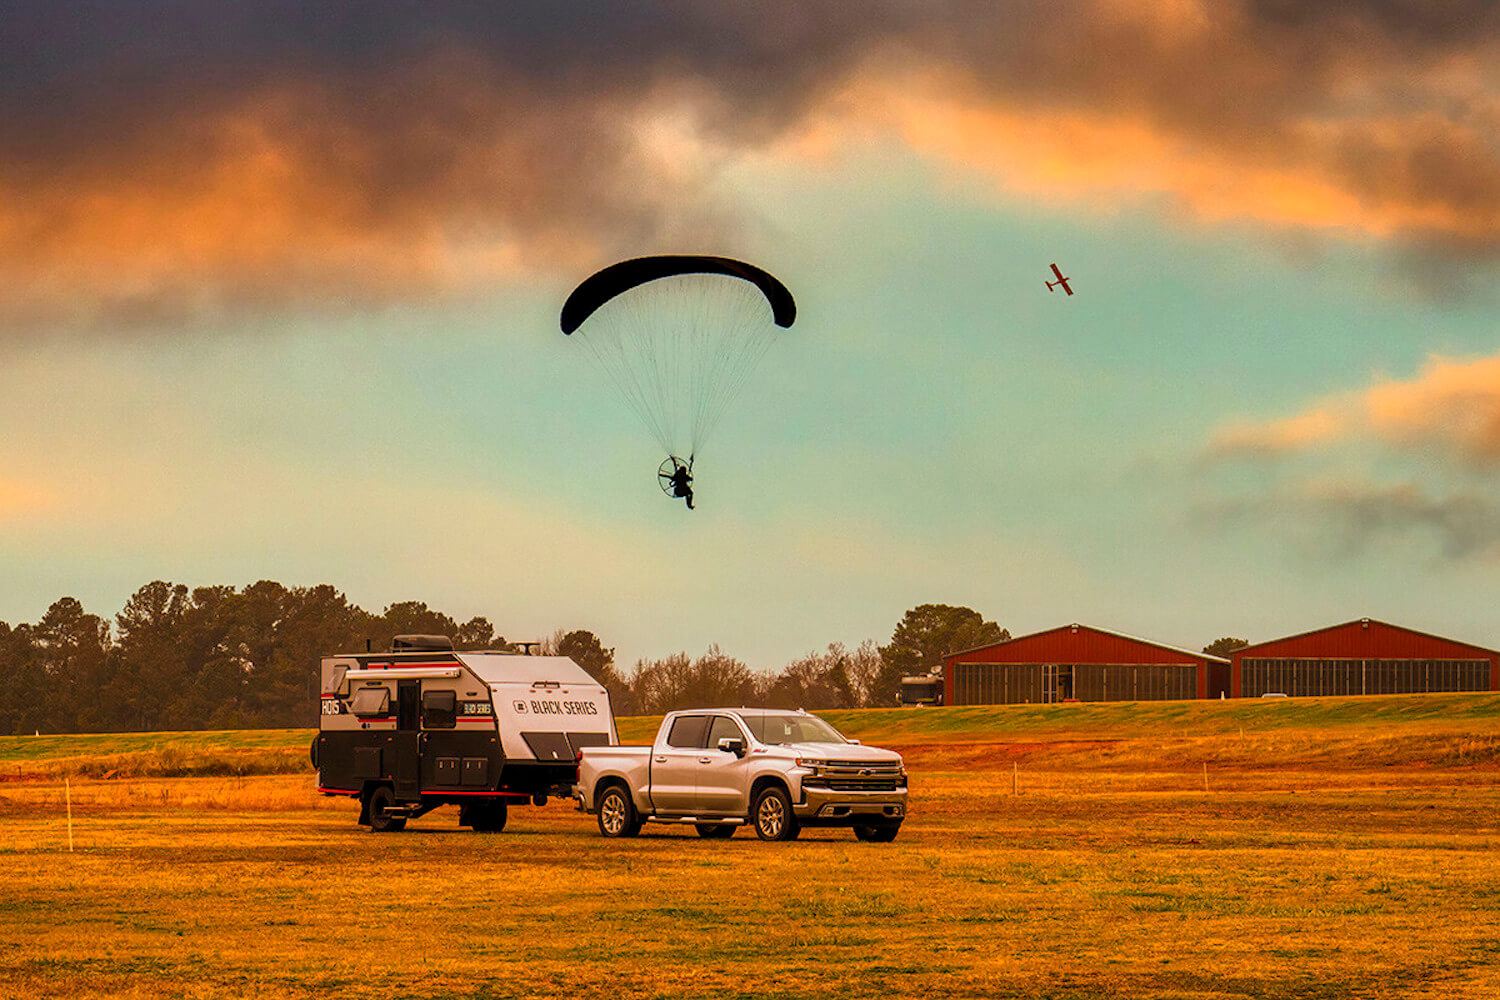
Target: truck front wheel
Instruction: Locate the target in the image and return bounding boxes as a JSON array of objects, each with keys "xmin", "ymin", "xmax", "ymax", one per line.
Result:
[
  {"xmin": 596, "ymin": 785, "xmax": 641, "ymax": 838},
  {"xmin": 751, "ymin": 786, "xmax": 800, "ymax": 842}
]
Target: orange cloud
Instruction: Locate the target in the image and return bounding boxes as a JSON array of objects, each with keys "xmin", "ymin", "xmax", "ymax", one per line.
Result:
[
  {"xmin": 3, "ymin": 98, "xmax": 590, "ymax": 328},
  {"xmin": 0, "ymin": 62, "xmax": 676, "ymax": 331},
  {"xmin": 1206, "ymin": 354, "xmax": 1500, "ymax": 466},
  {"xmin": 1208, "ymin": 408, "xmax": 1347, "ymax": 457},
  {"xmin": 1364, "ymin": 355, "xmax": 1500, "ymax": 462},
  {"xmin": 806, "ymin": 57, "xmax": 1500, "ymax": 245}
]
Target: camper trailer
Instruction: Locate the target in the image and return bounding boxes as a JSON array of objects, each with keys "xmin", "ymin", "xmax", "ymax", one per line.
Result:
[{"xmin": 311, "ymin": 635, "xmax": 617, "ymax": 832}]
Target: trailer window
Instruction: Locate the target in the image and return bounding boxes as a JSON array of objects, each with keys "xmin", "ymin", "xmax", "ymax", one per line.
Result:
[
  {"xmin": 665, "ymin": 715, "xmax": 709, "ymax": 748},
  {"xmin": 321, "ymin": 664, "xmax": 347, "ymax": 695},
  {"xmin": 350, "ymin": 686, "xmax": 391, "ymax": 718},
  {"xmin": 422, "ymin": 690, "xmax": 457, "ymax": 729}
]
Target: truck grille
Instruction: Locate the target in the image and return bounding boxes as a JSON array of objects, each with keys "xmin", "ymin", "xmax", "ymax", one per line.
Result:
[
  {"xmin": 824, "ymin": 778, "xmax": 902, "ymax": 792},
  {"xmin": 823, "ymin": 760, "xmax": 900, "ymax": 771},
  {"xmin": 806, "ymin": 761, "xmax": 904, "ymax": 793}
]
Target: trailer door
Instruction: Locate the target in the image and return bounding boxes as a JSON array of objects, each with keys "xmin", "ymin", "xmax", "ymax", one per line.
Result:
[{"xmin": 393, "ymin": 680, "xmax": 421, "ymax": 797}]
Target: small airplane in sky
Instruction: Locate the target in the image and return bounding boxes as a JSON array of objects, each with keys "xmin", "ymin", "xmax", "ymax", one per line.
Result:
[{"xmin": 1046, "ymin": 263, "xmax": 1073, "ymax": 296}]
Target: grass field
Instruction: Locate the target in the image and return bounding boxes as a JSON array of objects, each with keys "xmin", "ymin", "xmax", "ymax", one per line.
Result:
[{"xmin": 2, "ymin": 693, "xmax": 1499, "ymax": 998}]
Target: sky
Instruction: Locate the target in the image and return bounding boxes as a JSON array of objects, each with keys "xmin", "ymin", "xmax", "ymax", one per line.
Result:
[{"xmin": 5, "ymin": 1, "xmax": 1500, "ymax": 670}]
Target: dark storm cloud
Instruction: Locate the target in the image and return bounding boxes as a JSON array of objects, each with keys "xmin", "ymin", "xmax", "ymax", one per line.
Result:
[
  {"xmin": 5, "ymin": 1, "xmax": 1500, "ymax": 329},
  {"xmin": 1193, "ymin": 480, "xmax": 1500, "ymax": 563},
  {"xmin": 1, "ymin": 1, "xmax": 907, "ymax": 164},
  {"xmin": 1247, "ymin": 0, "xmax": 1500, "ymax": 44},
  {"xmin": 0, "ymin": 1, "xmax": 931, "ymax": 330}
]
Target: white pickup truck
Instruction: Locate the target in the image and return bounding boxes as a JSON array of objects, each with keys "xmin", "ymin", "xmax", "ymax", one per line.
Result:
[{"xmin": 575, "ymin": 707, "xmax": 908, "ymax": 841}]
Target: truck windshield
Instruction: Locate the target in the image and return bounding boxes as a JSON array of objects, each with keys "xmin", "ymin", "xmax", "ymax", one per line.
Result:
[{"xmin": 741, "ymin": 713, "xmax": 847, "ymax": 745}]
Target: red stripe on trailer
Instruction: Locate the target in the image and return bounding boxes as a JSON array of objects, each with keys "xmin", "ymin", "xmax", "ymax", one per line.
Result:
[{"xmin": 318, "ymin": 786, "xmax": 361, "ymax": 796}]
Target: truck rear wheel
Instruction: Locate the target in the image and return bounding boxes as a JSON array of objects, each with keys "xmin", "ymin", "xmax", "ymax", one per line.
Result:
[
  {"xmin": 695, "ymin": 823, "xmax": 736, "ymax": 839},
  {"xmin": 854, "ymin": 823, "xmax": 901, "ymax": 843},
  {"xmin": 751, "ymin": 786, "xmax": 800, "ymax": 842},
  {"xmin": 597, "ymin": 785, "xmax": 641, "ymax": 838},
  {"xmin": 366, "ymin": 786, "xmax": 407, "ymax": 833}
]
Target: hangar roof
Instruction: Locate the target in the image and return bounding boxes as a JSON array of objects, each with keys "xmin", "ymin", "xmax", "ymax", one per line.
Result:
[
  {"xmin": 1231, "ymin": 618, "xmax": 1499, "ymax": 661},
  {"xmin": 945, "ymin": 623, "xmax": 1229, "ymax": 666}
]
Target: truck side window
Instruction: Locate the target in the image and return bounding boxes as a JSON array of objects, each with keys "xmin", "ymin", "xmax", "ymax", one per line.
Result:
[
  {"xmin": 706, "ymin": 715, "xmax": 743, "ymax": 749},
  {"xmin": 665, "ymin": 715, "xmax": 709, "ymax": 749},
  {"xmin": 350, "ymin": 686, "xmax": 391, "ymax": 718},
  {"xmin": 422, "ymin": 690, "xmax": 457, "ymax": 729}
]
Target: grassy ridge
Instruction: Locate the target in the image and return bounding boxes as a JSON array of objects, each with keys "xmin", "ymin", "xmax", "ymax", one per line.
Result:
[
  {"xmin": 622, "ymin": 691, "xmax": 1500, "ymax": 744},
  {"xmin": 3, "ymin": 692, "xmax": 1498, "ymax": 779},
  {"xmin": 0, "ymin": 728, "xmax": 309, "ymax": 762},
  {"xmin": 821, "ymin": 690, "xmax": 1500, "ymax": 741},
  {"xmin": 0, "ymin": 730, "xmax": 312, "ymax": 781}
]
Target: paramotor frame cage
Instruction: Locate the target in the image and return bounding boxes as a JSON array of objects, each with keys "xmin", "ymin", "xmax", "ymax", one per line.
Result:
[{"xmin": 658, "ymin": 455, "xmax": 693, "ymax": 497}]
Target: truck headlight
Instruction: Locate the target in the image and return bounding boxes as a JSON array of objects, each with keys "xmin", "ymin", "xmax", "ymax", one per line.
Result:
[{"xmin": 794, "ymin": 757, "xmax": 828, "ymax": 770}]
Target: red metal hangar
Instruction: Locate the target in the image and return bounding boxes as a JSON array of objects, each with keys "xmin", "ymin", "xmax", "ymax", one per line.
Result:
[
  {"xmin": 943, "ymin": 623, "xmax": 1231, "ymax": 706},
  {"xmin": 1230, "ymin": 618, "xmax": 1500, "ymax": 699}
]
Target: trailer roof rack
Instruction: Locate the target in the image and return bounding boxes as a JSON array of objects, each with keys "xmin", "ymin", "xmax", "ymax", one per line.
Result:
[{"xmin": 391, "ymin": 634, "xmax": 455, "ymax": 652}]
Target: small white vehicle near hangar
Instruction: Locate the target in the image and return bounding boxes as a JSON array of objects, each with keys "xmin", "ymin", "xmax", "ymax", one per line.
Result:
[
  {"xmin": 576, "ymin": 708, "xmax": 908, "ymax": 841},
  {"xmin": 312, "ymin": 635, "xmax": 616, "ymax": 832}
]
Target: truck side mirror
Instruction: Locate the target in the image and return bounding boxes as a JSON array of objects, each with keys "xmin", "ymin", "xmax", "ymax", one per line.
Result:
[{"xmin": 717, "ymin": 737, "xmax": 746, "ymax": 758}]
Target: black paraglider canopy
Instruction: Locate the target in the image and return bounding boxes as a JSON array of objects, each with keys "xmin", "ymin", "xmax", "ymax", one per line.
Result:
[{"xmin": 560, "ymin": 254, "xmax": 796, "ymax": 335}]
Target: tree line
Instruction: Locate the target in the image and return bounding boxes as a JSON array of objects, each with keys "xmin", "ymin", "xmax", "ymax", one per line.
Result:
[
  {"xmin": 0, "ymin": 581, "xmax": 515, "ymax": 735},
  {"xmin": 0, "ymin": 580, "xmax": 1013, "ymax": 734},
  {"xmin": 0, "ymin": 580, "xmax": 1249, "ymax": 735}
]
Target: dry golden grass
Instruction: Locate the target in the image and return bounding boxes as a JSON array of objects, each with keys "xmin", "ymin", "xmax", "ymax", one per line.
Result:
[{"xmin": 2, "ymin": 697, "xmax": 1498, "ymax": 999}]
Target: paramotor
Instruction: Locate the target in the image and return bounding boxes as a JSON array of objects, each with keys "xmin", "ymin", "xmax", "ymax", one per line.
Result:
[{"xmin": 561, "ymin": 255, "xmax": 796, "ymax": 504}]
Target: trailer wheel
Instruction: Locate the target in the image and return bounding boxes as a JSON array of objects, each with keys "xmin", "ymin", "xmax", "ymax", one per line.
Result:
[
  {"xmin": 854, "ymin": 823, "xmax": 901, "ymax": 843},
  {"xmin": 366, "ymin": 786, "xmax": 407, "ymax": 833},
  {"xmin": 465, "ymin": 801, "xmax": 508, "ymax": 833},
  {"xmin": 309, "ymin": 735, "xmax": 319, "ymax": 769},
  {"xmin": 695, "ymin": 823, "xmax": 736, "ymax": 839},
  {"xmin": 751, "ymin": 785, "xmax": 800, "ymax": 842},
  {"xmin": 596, "ymin": 784, "xmax": 641, "ymax": 838}
]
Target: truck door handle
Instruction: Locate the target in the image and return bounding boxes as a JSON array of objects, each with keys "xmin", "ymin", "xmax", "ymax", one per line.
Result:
[
  {"xmin": 698, "ymin": 757, "xmax": 711, "ymax": 764},
  {"xmin": 654, "ymin": 756, "xmax": 667, "ymax": 763}
]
